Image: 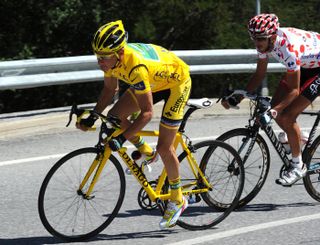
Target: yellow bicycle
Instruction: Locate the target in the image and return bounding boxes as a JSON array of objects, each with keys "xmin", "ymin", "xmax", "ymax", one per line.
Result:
[{"xmin": 38, "ymin": 98, "xmax": 244, "ymax": 242}]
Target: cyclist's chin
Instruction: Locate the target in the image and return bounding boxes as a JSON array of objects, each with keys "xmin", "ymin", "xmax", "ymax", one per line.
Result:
[
  {"xmin": 99, "ymin": 65, "xmax": 111, "ymax": 72},
  {"xmin": 257, "ymin": 47, "xmax": 269, "ymax": 53}
]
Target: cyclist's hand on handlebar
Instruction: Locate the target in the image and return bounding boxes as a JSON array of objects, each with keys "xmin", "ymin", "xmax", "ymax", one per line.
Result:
[
  {"xmin": 76, "ymin": 113, "xmax": 98, "ymax": 131},
  {"xmin": 108, "ymin": 134, "xmax": 127, "ymax": 151},
  {"xmin": 221, "ymin": 89, "xmax": 242, "ymax": 109}
]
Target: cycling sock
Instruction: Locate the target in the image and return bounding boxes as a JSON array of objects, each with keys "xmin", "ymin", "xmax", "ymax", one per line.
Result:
[
  {"xmin": 169, "ymin": 177, "xmax": 182, "ymax": 204},
  {"xmin": 130, "ymin": 136, "xmax": 153, "ymax": 155},
  {"xmin": 292, "ymin": 155, "xmax": 303, "ymax": 168}
]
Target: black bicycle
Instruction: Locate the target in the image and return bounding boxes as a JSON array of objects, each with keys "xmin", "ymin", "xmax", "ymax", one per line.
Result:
[{"xmin": 215, "ymin": 89, "xmax": 320, "ymax": 209}]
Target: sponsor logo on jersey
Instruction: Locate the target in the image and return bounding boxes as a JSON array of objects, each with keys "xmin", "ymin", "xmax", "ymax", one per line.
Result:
[
  {"xmin": 287, "ymin": 61, "xmax": 295, "ymax": 67},
  {"xmin": 154, "ymin": 71, "xmax": 181, "ymax": 82}
]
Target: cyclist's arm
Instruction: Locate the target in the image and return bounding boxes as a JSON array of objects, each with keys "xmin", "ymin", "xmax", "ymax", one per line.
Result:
[
  {"xmin": 122, "ymin": 90, "xmax": 153, "ymax": 140},
  {"xmin": 246, "ymin": 58, "xmax": 268, "ymax": 93},
  {"xmin": 94, "ymin": 76, "xmax": 119, "ymax": 113},
  {"xmin": 272, "ymin": 70, "xmax": 300, "ymax": 113},
  {"xmin": 222, "ymin": 58, "xmax": 268, "ymax": 109}
]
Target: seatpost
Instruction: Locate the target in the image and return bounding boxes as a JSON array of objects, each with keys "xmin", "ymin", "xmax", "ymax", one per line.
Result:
[{"xmin": 178, "ymin": 106, "xmax": 198, "ymax": 133}]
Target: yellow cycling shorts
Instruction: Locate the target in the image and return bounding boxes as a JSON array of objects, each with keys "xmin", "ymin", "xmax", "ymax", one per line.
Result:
[{"xmin": 128, "ymin": 78, "xmax": 191, "ymax": 129}]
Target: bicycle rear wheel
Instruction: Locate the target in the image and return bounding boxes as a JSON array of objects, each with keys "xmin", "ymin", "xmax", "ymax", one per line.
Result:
[
  {"xmin": 216, "ymin": 128, "xmax": 270, "ymax": 209},
  {"xmin": 177, "ymin": 140, "xmax": 244, "ymax": 230},
  {"xmin": 38, "ymin": 147, "xmax": 126, "ymax": 242},
  {"xmin": 303, "ymin": 136, "xmax": 320, "ymax": 202}
]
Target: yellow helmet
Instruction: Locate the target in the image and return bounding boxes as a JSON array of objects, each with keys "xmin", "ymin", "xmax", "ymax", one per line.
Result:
[{"xmin": 92, "ymin": 20, "xmax": 127, "ymax": 53}]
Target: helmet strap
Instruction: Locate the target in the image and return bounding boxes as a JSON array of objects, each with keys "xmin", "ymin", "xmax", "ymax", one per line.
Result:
[
  {"xmin": 111, "ymin": 52, "xmax": 120, "ymax": 69},
  {"xmin": 267, "ymin": 35, "xmax": 276, "ymax": 52}
]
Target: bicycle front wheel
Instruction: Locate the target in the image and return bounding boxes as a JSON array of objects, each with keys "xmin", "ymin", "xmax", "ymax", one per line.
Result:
[
  {"xmin": 303, "ymin": 136, "xmax": 320, "ymax": 202},
  {"xmin": 38, "ymin": 147, "xmax": 126, "ymax": 242},
  {"xmin": 177, "ymin": 140, "xmax": 244, "ymax": 230},
  {"xmin": 216, "ymin": 128, "xmax": 270, "ymax": 209}
]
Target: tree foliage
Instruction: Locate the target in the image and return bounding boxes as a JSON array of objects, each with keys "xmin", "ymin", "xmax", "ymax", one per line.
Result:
[{"xmin": 1, "ymin": 0, "xmax": 320, "ymax": 112}]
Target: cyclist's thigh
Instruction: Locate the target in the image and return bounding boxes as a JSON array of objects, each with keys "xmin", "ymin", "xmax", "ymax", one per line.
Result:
[
  {"xmin": 284, "ymin": 69, "xmax": 320, "ymax": 118},
  {"xmin": 300, "ymin": 70, "xmax": 320, "ymax": 104},
  {"xmin": 159, "ymin": 78, "xmax": 191, "ymax": 129},
  {"xmin": 284, "ymin": 95, "xmax": 311, "ymax": 119},
  {"xmin": 109, "ymin": 88, "xmax": 140, "ymax": 118}
]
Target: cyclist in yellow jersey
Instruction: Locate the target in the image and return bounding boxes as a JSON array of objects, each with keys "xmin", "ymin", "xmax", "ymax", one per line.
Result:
[{"xmin": 76, "ymin": 20, "xmax": 190, "ymax": 229}]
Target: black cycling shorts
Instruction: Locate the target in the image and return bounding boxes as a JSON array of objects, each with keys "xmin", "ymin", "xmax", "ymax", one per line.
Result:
[{"xmin": 300, "ymin": 67, "xmax": 320, "ymax": 102}]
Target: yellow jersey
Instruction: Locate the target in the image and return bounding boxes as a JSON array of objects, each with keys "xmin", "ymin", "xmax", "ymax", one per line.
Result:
[{"xmin": 104, "ymin": 43, "xmax": 190, "ymax": 94}]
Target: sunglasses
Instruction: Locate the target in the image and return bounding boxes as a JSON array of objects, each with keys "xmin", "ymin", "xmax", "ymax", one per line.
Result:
[
  {"xmin": 251, "ymin": 36, "xmax": 269, "ymax": 42},
  {"xmin": 95, "ymin": 52, "xmax": 115, "ymax": 60}
]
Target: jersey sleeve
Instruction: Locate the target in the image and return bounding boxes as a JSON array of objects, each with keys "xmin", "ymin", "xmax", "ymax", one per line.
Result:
[
  {"xmin": 280, "ymin": 45, "xmax": 300, "ymax": 72},
  {"xmin": 128, "ymin": 65, "xmax": 151, "ymax": 94}
]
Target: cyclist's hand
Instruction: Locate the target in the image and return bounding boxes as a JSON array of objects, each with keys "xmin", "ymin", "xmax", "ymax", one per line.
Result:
[
  {"xmin": 108, "ymin": 134, "xmax": 127, "ymax": 151},
  {"xmin": 76, "ymin": 113, "xmax": 98, "ymax": 131},
  {"xmin": 222, "ymin": 96, "xmax": 241, "ymax": 109}
]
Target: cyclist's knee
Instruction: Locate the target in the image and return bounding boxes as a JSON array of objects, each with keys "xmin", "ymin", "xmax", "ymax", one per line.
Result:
[
  {"xmin": 156, "ymin": 144, "xmax": 175, "ymax": 158},
  {"xmin": 276, "ymin": 112, "xmax": 296, "ymax": 130}
]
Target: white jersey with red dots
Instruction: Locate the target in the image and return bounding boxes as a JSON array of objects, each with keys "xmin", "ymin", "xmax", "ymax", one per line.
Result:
[{"xmin": 258, "ymin": 27, "xmax": 320, "ymax": 72}]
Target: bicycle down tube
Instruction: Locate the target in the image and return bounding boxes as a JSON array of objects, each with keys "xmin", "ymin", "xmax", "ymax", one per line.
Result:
[{"xmin": 262, "ymin": 124, "xmax": 291, "ymax": 167}]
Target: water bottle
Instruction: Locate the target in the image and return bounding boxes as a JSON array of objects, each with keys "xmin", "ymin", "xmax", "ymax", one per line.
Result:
[
  {"xmin": 278, "ymin": 132, "xmax": 291, "ymax": 154},
  {"xmin": 300, "ymin": 131, "xmax": 309, "ymax": 145},
  {"xmin": 278, "ymin": 131, "xmax": 309, "ymax": 155},
  {"xmin": 125, "ymin": 150, "xmax": 154, "ymax": 175}
]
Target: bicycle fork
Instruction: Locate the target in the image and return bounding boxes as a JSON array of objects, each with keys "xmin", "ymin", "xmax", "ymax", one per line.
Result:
[{"xmin": 78, "ymin": 148, "xmax": 112, "ymax": 199}]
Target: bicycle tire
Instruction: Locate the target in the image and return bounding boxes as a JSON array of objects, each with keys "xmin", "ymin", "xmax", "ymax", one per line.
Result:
[
  {"xmin": 38, "ymin": 147, "xmax": 126, "ymax": 242},
  {"xmin": 303, "ymin": 135, "xmax": 320, "ymax": 202},
  {"xmin": 176, "ymin": 140, "xmax": 244, "ymax": 230},
  {"xmin": 216, "ymin": 128, "xmax": 270, "ymax": 209}
]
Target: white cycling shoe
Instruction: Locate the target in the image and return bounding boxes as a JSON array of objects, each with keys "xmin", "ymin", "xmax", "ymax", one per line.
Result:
[{"xmin": 276, "ymin": 164, "xmax": 307, "ymax": 186}]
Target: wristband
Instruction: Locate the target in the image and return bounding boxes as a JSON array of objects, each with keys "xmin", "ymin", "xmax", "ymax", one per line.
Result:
[{"xmin": 269, "ymin": 109, "xmax": 278, "ymax": 119}]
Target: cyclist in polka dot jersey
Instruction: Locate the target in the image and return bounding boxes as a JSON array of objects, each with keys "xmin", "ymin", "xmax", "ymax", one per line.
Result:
[{"xmin": 222, "ymin": 13, "xmax": 320, "ymax": 186}]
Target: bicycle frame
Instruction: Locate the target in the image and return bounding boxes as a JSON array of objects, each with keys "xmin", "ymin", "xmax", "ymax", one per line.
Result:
[
  {"xmin": 263, "ymin": 110, "xmax": 320, "ymax": 169},
  {"xmin": 233, "ymin": 105, "xmax": 320, "ymax": 171},
  {"xmin": 78, "ymin": 129, "xmax": 212, "ymax": 203},
  {"xmin": 263, "ymin": 124, "xmax": 291, "ymax": 167},
  {"xmin": 71, "ymin": 101, "xmax": 214, "ymax": 203},
  {"xmin": 301, "ymin": 111, "xmax": 320, "ymax": 150}
]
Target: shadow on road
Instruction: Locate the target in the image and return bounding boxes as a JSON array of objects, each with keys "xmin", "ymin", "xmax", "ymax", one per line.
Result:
[
  {"xmin": 236, "ymin": 201, "xmax": 320, "ymax": 212},
  {"xmin": 0, "ymin": 229, "xmax": 176, "ymax": 244}
]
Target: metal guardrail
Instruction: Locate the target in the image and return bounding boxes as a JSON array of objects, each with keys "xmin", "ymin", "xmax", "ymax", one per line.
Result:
[{"xmin": 0, "ymin": 49, "xmax": 285, "ymax": 90}]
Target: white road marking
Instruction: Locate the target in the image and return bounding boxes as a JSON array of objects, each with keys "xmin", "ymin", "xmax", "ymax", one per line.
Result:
[
  {"xmin": 0, "ymin": 127, "xmax": 312, "ymax": 167},
  {"xmin": 168, "ymin": 213, "xmax": 320, "ymax": 245},
  {"xmin": 0, "ymin": 136, "xmax": 215, "ymax": 167}
]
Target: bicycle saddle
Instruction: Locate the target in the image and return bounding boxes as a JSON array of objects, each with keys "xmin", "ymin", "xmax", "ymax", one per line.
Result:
[{"xmin": 187, "ymin": 98, "xmax": 213, "ymax": 109}]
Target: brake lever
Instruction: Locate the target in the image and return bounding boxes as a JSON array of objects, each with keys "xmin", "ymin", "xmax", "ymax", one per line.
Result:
[{"xmin": 66, "ymin": 104, "xmax": 86, "ymax": 127}]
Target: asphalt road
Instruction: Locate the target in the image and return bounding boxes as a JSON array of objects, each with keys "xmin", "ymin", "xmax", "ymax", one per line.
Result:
[{"xmin": 1, "ymin": 101, "xmax": 320, "ymax": 245}]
